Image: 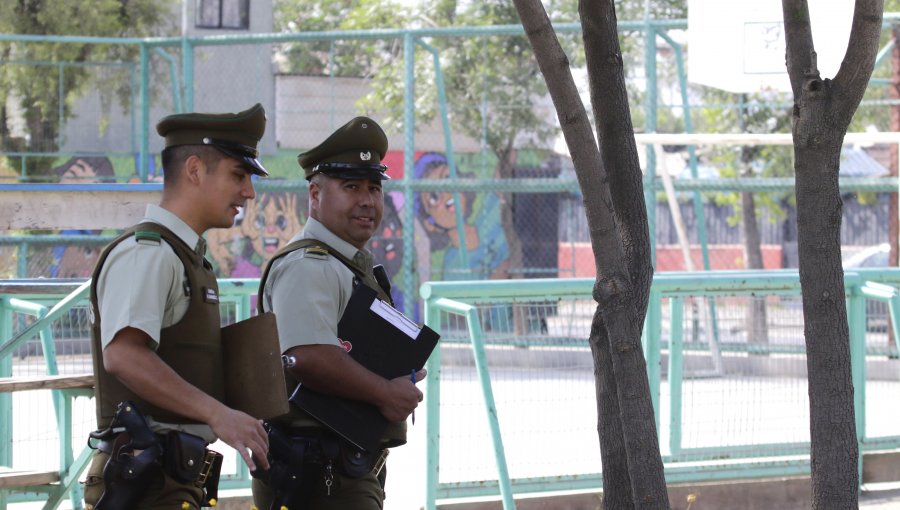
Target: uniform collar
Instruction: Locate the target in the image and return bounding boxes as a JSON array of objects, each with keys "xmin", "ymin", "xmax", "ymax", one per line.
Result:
[
  {"xmin": 144, "ymin": 204, "xmax": 202, "ymax": 253},
  {"xmin": 297, "ymin": 217, "xmax": 371, "ymax": 266}
]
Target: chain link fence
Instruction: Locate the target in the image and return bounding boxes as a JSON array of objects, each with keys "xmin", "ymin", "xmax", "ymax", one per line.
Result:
[{"xmin": 1, "ymin": 28, "xmax": 897, "ymax": 312}]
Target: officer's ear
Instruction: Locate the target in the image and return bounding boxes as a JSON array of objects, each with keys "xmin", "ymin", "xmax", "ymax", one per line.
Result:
[
  {"xmin": 308, "ymin": 178, "xmax": 322, "ymax": 210},
  {"xmin": 182, "ymin": 154, "xmax": 206, "ymax": 186}
]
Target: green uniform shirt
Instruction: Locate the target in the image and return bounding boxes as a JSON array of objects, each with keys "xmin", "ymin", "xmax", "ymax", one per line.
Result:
[{"xmin": 261, "ymin": 217, "xmax": 372, "ymax": 353}]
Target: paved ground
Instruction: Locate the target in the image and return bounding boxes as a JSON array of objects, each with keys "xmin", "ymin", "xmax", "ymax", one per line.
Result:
[
  {"xmin": 5, "ymin": 351, "xmax": 900, "ymax": 509},
  {"xmin": 860, "ymin": 487, "xmax": 900, "ymax": 510}
]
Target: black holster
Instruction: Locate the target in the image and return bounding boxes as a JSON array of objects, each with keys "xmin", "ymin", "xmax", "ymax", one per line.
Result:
[{"xmin": 90, "ymin": 401, "xmax": 163, "ymax": 510}]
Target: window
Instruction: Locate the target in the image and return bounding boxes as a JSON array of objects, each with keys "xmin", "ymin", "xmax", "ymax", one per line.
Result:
[{"xmin": 196, "ymin": 0, "xmax": 249, "ymax": 30}]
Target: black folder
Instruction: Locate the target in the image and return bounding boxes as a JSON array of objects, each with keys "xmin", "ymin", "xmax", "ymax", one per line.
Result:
[{"xmin": 289, "ymin": 284, "xmax": 440, "ymax": 452}]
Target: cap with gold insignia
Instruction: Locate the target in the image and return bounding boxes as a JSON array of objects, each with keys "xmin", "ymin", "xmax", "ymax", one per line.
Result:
[
  {"xmin": 156, "ymin": 103, "xmax": 268, "ymax": 176},
  {"xmin": 297, "ymin": 116, "xmax": 389, "ymax": 181}
]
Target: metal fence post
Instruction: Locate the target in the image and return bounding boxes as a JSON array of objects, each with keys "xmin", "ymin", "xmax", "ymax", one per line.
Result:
[
  {"xmin": 847, "ymin": 275, "xmax": 867, "ymax": 489},
  {"xmin": 668, "ymin": 296, "xmax": 685, "ymax": 456},
  {"xmin": 423, "ymin": 294, "xmax": 442, "ymax": 510}
]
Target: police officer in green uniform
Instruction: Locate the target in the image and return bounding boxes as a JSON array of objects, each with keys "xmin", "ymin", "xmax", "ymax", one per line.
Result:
[
  {"xmin": 252, "ymin": 117, "xmax": 425, "ymax": 510},
  {"xmin": 83, "ymin": 104, "xmax": 271, "ymax": 509}
]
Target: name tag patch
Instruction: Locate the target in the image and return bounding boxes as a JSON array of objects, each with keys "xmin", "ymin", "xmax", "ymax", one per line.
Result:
[{"xmin": 203, "ymin": 287, "xmax": 219, "ymax": 304}]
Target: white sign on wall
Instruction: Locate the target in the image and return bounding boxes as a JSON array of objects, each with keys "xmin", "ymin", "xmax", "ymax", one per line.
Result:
[{"xmin": 687, "ymin": 0, "xmax": 855, "ymax": 93}]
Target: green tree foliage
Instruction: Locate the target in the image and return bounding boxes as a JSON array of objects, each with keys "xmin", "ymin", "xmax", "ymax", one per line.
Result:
[
  {"xmin": 273, "ymin": 0, "xmax": 691, "ymax": 160},
  {"xmin": 613, "ymin": 0, "xmax": 686, "ymax": 132},
  {"xmin": 274, "ymin": 0, "xmax": 411, "ymax": 77},
  {"xmin": 853, "ymin": 0, "xmax": 900, "ymax": 133},
  {"xmin": 697, "ymin": 90, "xmax": 794, "ymax": 221},
  {"xmin": 275, "ymin": 0, "xmax": 585, "ymax": 163},
  {"xmin": 0, "ymin": 0, "xmax": 175, "ymax": 179},
  {"xmin": 365, "ymin": 0, "xmax": 574, "ymax": 163}
]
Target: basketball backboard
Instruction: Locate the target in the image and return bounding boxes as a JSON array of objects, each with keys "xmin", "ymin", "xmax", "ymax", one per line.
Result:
[{"xmin": 687, "ymin": 0, "xmax": 855, "ymax": 93}]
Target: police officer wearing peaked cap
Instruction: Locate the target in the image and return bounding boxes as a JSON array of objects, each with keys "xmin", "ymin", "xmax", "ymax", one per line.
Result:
[
  {"xmin": 253, "ymin": 116, "xmax": 424, "ymax": 510},
  {"xmin": 157, "ymin": 102, "xmax": 269, "ymax": 176},
  {"xmin": 84, "ymin": 104, "xmax": 270, "ymax": 509}
]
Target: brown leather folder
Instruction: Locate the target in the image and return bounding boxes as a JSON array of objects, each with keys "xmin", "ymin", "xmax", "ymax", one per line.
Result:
[{"xmin": 221, "ymin": 312, "xmax": 289, "ymax": 420}]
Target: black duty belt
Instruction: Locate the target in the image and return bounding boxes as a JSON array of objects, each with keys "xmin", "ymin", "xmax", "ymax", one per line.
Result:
[
  {"xmin": 94, "ymin": 433, "xmax": 220, "ymax": 488},
  {"xmin": 279, "ymin": 426, "xmax": 390, "ymax": 476}
]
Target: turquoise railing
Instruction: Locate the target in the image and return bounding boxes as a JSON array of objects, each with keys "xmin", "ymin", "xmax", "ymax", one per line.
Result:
[
  {"xmin": 3, "ymin": 270, "xmax": 900, "ymax": 509},
  {"xmin": 419, "ymin": 269, "xmax": 900, "ymax": 509}
]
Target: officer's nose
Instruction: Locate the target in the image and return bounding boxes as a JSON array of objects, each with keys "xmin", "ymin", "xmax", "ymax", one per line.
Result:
[
  {"xmin": 243, "ymin": 178, "xmax": 256, "ymax": 200},
  {"xmin": 359, "ymin": 189, "xmax": 375, "ymax": 207}
]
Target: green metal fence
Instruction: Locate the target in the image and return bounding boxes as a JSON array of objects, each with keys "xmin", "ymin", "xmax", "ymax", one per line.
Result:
[
  {"xmin": 3, "ymin": 17, "xmax": 900, "ymax": 509},
  {"xmin": 3, "ymin": 269, "xmax": 900, "ymax": 508},
  {"xmin": 0, "ymin": 279, "xmax": 259, "ymax": 509},
  {"xmin": 419, "ymin": 269, "xmax": 900, "ymax": 509},
  {"xmin": 4, "ymin": 19, "xmax": 900, "ymax": 313}
]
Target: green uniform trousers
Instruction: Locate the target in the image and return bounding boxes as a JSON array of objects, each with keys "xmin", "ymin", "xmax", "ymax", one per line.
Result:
[
  {"xmin": 251, "ymin": 466, "xmax": 385, "ymax": 510},
  {"xmin": 83, "ymin": 450, "xmax": 206, "ymax": 510}
]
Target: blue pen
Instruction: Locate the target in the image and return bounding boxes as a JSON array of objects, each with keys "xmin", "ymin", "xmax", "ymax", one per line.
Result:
[{"xmin": 410, "ymin": 369, "xmax": 417, "ymax": 425}]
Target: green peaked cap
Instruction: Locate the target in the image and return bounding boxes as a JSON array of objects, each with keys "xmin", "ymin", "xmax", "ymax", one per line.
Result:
[
  {"xmin": 156, "ymin": 103, "xmax": 268, "ymax": 176},
  {"xmin": 297, "ymin": 116, "xmax": 390, "ymax": 181}
]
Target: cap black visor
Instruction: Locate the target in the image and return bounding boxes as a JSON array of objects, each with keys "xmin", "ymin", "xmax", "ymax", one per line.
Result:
[
  {"xmin": 205, "ymin": 139, "xmax": 268, "ymax": 176},
  {"xmin": 311, "ymin": 163, "xmax": 390, "ymax": 181}
]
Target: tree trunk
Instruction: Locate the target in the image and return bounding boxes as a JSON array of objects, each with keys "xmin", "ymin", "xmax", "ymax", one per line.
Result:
[
  {"xmin": 23, "ymin": 92, "xmax": 59, "ymax": 180},
  {"xmin": 580, "ymin": 2, "xmax": 663, "ymax": 503},
  {"xmin": 782, "ymin": 0, "xmax": 882, "ymax": 506},
  {"xmin": 739, "ymin": 155, "xmax": 769, "ymax": 348},
  {"xmin": 795, "ymin": 136, "xmax": 858, "ymax": 508},
  {"xmin": 513, "ymin": 0, "xmax": 668, "ymax": 507},
  {"xmin": 495, "ymin": 146, "xmax": 527, "ymax": 334},
  {"xmin": 496, "ymin": 145, "xmax": 524, "ymax": 283}
]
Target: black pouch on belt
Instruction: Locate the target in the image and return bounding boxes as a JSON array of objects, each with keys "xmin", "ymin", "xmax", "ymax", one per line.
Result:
[
  {"xmin": 338, "ymin": 441, "xmax": 375, "ymax": 479},
  {"xmin": 163, "ymin": 430, "xmax": 208, "ymax": 483}
]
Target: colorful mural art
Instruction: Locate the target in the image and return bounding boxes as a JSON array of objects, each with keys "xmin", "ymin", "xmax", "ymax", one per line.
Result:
[
  {"xmin": 207, "ymin": 191, "xmax": 307, "ymax": 278},
  {"xmin": 411, "ymin": 152, "xmax": 514, "ymax": 326},
  {"xmin": 413, "ymin": 152, "xmax": 511, "ymax": 282},
  {"xmin": 25, "ymin": 152, "xmax": 527, "ymax": 318},
  {"xmin": 205, "ymin": 152, "xmax": 514, "ymax": 313}
]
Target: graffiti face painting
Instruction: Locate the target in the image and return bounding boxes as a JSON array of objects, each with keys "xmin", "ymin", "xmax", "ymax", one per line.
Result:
[
  {"xmin": 413, "ymin": 152, "xmax": 509, "ymax": 281},
  {"xmin": 242, "ymin": 193, "xmax": 302, "ymax": 257},
  {"xmin": 421, "ymin": 163, "xmax": 465, "ymax": 231},
  {"xmin": 205, "ymin": 191, "xmax": 306, "ymax": 278}
]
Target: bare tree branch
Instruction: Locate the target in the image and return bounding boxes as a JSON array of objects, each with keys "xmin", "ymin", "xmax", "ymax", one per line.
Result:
[
  {"xmin": 514, "ymin": 0, "xmax": 668, "ymax": 506},
  {"xmin": 581, "ymin": 0, "xmax": 653, "ymax": 312},
  {"xmin": 833, "ymin": 0, "xmax": 884, "ymax": 121},
  {"xmin": 781, "ymin": 0, "xmax": 815, "ymax": 99}
]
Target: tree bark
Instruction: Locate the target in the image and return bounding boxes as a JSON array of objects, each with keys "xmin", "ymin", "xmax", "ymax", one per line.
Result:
[
  {"xmin": 513, "ymin": 0, "xmax": 667, "ymax": 507},
  {"xmin": 739, "ymin": 152, "xmax": 769, "ymax": 348},
  {"xmin": 781, "ymin": 0, "xmax": 883, "ymax": 507}
]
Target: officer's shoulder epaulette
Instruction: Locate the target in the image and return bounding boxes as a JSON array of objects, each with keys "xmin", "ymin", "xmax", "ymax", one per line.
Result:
[
  {"xmin": 134, "ymin": 230, "xmax": 162, "ymax": 246},
  {"xmin": 301, "ymin": 245, "xmax": 330, "ymax": 260}
]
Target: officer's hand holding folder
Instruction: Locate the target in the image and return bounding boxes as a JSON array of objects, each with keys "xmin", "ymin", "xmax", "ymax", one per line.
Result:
[{"xmin": 290, "ymin": 284, "xmax": 440, "ymax": 452}]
